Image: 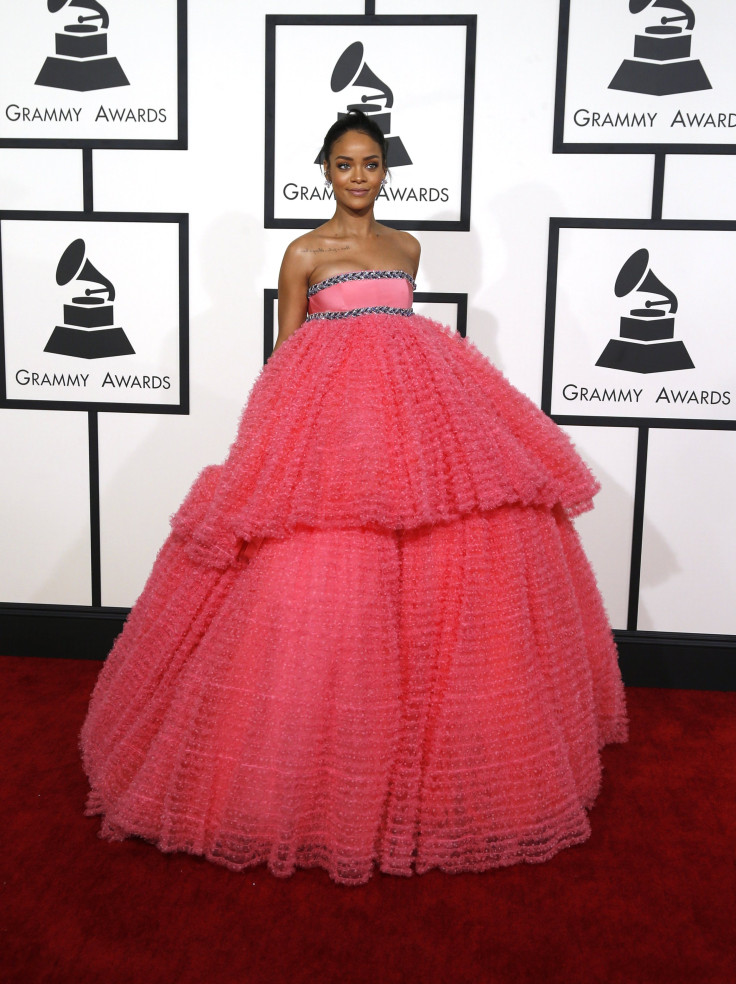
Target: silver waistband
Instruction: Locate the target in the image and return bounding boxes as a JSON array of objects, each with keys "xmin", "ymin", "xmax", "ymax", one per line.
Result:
[{"xmin": 305, "ymin": 306, "xmax": 414, "ymax": 322}]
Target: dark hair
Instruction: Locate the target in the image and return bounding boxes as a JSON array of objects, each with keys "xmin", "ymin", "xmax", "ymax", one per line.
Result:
[{"xmin": 318, "ymin": 110, "xmax": 387, "ymax": 170}]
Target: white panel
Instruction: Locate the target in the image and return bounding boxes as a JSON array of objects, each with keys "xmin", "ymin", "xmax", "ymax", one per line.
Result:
[
  {"xmin": 97, "ymin": 401, "xmax": 243, "ymax": 609},
  {"xmin": 639, "ymin": 428, "xmax": 736, "ymax": 634},
  {"xmin": 0, "ymin": 409, "xmax": 90, "ymax": 604},
  {"xmin": 665, "ymin": 156, "xmax": 736, "ymax": 220},
  {"xmin": 0, "ymin": 150, "xmax": 81, "ymax": 210},
  {"xmin": 98, "ymin": 413, "xmax": 188, "ymax": 607},
  {"xmin": 563, "ymin": 425, "xmax": 639, "ymax": 630}
]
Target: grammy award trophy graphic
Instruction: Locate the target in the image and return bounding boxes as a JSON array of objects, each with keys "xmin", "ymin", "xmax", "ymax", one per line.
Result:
[
  {"xmin": 316, "ymin": 42, "xmax": 411, "ymax": 168},
  {"xmin": 609, "ymin": 0, "xmax": 711, "ymax": 96},
  {"xmin": 596, "ymin": 248, "xmax": 694, "ymax": 374},
  {"xmin": 35, "ymin": 0, "xmax": 129, "ymax": 92},
  {"xmin": 44, "ymin": 238, "xmax": 135, "ymax": 359}
]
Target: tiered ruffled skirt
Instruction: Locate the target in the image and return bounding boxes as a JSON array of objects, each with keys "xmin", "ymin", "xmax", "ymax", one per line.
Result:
[{"xmin": 80, "ymin": 312, "xmax": 627, "ymax": 885}]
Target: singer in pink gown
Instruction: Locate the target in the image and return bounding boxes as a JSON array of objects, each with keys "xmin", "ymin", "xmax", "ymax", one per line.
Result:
[{"xmin": 80, "ymin": 112, "xmax": 627, "ymax": 886}]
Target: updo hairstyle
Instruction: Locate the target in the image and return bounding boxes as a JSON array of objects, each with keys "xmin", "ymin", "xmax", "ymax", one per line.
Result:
[{"xmin": 318, "ymin": 110, "xmax": 388, "ymax": 172}]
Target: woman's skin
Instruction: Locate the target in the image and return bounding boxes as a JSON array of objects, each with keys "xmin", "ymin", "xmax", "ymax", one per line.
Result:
[{"xmin": 274, "ymin": 129, "xmax": 421, "ymax": 353}]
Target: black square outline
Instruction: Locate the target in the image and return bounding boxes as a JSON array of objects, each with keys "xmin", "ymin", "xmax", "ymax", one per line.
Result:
[
  {"xmin": 0, "ymin": 0, "xmax": 187, "ymax": 150},
  {"xmin": 0, "ymin": 210, "xmax": 189, "ymax": 414},
  {"xmin": 264, "ymin": 14, "xmax": 477, "ymax": 231},
  {"xmin": 263, "ymin": 289, "xmax": 468, "ymax": 362},
  {"xmin": 542, "ymin": 216, "xmax": 736, "ymax": 430},
  {"xmin": 553, "ymin": 0, "xmax": 736, "ymax": 156}
]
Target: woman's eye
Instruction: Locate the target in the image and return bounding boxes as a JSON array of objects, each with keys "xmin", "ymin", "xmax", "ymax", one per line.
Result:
[{"xmin": 337, "ymin": 162, "xmax": 350, "ymax": 170}]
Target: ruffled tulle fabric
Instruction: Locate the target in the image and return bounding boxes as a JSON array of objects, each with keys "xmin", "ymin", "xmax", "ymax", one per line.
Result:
[
  {"xmin": 81, "ymin": 505, "xmax": 626, "ymax": 885},
  {"xmin": 171, "ymin": 313, "xmax": 601, "ymax": 569},
  {"xmin": 80, "ymin": 299, "xmax": 627, "ymax": 886}
]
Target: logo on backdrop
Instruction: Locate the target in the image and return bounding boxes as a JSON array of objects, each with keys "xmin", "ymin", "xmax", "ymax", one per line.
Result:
[
  {"xmin": 0, "ymin": 213, "xmax": 188, "ymax": 412},
  {"xmin": 0, "ymin": 0, "xmax": 185, "ymax": 148},
  {"xmin": 554, "ymin": 1, "xmax": 735, "ymax": 152},
  {"xmin": 44, "ymin": 238, "xmax": 135, "ymax": 359},
  {"xmin": 265, "ymin": 14, "xmax": 476, "ymax": 230},
  {"xmin": 315, "ymin": 42, "xmax": 412, "ymax": 168},
  {"xmin": 609, "ymin": 0, "xmax": 710, "ymax": 97},
  {"xmin": 596, "ymin": 248, "xmax": 694, "ymax": 374},
  {"xmin": 36, "ymin": 0, "xmax": 129, "ymax": 92},
  {"xmin": 542, "ymin": 220, "xmax": 736, "ymax": 428}
]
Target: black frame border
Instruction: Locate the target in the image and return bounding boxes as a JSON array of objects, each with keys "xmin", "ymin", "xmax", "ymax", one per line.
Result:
[
  {"xmin": 0, "ymin": 209, "xmax": 190, "ymax": 415},
  {"xmin": 264, "ymin": 14, "xmax": 477, "ymax": 231},
  {"xmin": 553, "ymin": 0, "xmax": 736, "ymax": 156},
  {"xmin": 542, "ymin": 216, "xmax": 736, "ymax": 430},
  {"xmin": 0, "ymin": 0, "xmax": 188, "ymax": 151}
]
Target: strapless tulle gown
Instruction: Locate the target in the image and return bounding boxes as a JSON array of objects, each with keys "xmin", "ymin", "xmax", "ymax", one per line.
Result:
[{"xmin": 80, "ymin": 270, "xmax": 627, "ymax": 886}]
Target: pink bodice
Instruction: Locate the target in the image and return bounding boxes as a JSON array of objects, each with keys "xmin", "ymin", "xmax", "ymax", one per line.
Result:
[{"xmin": 306, "ymin": 270, "xmax": 415, "ymax": 320}]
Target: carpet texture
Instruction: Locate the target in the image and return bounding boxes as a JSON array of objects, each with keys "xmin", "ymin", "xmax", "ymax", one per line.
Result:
[{"xmin": 1, "ymin": 655, "xmax": 733, "ymax": 984}]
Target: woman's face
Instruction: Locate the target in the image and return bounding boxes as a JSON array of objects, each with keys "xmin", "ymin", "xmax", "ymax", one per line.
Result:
[{"xmin": 324, "ymin": 130, "xmax": 386, "ymax": 212}]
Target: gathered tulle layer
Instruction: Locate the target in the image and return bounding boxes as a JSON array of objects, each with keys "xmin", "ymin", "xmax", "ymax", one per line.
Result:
[
  {"xmin": 171, "ymin": 313, "xmax": 600, "ymax": 569},
  {"xmin": 80, "ymin": 504, "xmax": 627, "ymax": 886}
]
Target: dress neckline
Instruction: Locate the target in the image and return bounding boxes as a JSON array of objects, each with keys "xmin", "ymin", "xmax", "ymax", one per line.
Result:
[{"xmin": 307, "ymin": 269, "xmax": 416, "ymax": 297}]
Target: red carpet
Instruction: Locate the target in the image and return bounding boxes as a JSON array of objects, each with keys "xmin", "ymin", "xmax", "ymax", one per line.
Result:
[{"xmin": 1, "ymin": 655, "xmax": 734, "ymax": 984}]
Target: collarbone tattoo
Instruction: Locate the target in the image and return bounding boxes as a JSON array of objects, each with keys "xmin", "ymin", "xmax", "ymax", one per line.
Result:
[{"xmin": 298, "ymin": 245, "xmax": 351, "ymax": 254}]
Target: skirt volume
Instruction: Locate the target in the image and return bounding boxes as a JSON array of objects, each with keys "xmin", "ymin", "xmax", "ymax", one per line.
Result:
[{"xmin": 80, "ymin": 312, "xmax": 627, "ymax": 885}]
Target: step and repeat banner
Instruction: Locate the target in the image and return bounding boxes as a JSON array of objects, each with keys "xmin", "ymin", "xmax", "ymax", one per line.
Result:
[{"xmin": 0, "ymin": 0, "xmax": 734, "ymax": 652}]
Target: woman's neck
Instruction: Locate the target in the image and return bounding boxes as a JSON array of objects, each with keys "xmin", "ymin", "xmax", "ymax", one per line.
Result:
[{"xmin": 327, "ymin": 204, "xmax": 380, "ymax": 241}]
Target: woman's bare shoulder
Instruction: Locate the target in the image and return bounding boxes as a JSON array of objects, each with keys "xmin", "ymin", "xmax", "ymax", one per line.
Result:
[
  {"xmin": 283, "ymin": 229, "xmax": 327, "ymax": 260},
  {"xmin": 280, "ymin": 231, "xmax": 326, "ymax": 280},
  {"xmin": 376, "ymin": 225, "xmax": 421, "ymax": 274},
  {"xmin": 283, "ymin": 225, "xmax": 350, "ymax": 270},
  {"xmin": 400, "ymin": 230, "xmax": 421, "ymax": 263}
]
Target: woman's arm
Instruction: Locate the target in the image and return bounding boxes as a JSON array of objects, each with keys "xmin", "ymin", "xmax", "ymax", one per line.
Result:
[{"xmin": 273, "ymin": 242, "xmax": 310, "ymax": 355}]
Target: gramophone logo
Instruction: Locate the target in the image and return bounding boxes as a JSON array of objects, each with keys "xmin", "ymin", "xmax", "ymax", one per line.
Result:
[
  {"xmin": 44, "ymin": 238, "xmax": 135, "ymax": 359},
  {"xmin": 609, "ymin": 0, "xmax": 711, "ymax": 97},
  {"xmin": 596, "ymin": 248, "xmax": 694, "ymax": 374},
  {"xmin": 35, "ymin": 0, "xmax": 129, "ymax": 92},
  {"xmin": 316, "ymin": 42, "xmax": 411, "ymax": 168}
]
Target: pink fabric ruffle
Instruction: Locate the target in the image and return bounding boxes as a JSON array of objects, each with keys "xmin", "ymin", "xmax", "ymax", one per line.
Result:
[
  {"xmin": 171, "ymin": 313, "xmax": 600, "ymax": 568},
  {"xmin": 81, "ymin": 505, "xmax": 626, "ymax": 886}
]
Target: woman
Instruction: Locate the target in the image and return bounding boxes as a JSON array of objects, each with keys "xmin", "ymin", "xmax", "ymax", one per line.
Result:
[{"xmin": 80, "ymin": 111, "xmax": 627, "ymax": 886}]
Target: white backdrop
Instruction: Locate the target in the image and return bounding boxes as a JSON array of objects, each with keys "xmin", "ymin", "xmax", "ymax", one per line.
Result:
[{"xmin": 0, "ymin": 0, "xmax": 734, "ymax": 637}]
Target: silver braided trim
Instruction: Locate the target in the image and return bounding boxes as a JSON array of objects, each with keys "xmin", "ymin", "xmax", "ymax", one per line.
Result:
[
  {"xmin": 307, "ymin": 269, "xmax": 416, "ymax": 298},
  {"xmin": 305, "ymin": 306, "xmax": 414, "ymax": 322}
]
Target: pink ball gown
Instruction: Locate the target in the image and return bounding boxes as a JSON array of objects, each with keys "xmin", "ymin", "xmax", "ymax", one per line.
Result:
[{"xmin": 80, "ymin": 270, "xmax": 627, "ymax": 886}]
